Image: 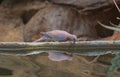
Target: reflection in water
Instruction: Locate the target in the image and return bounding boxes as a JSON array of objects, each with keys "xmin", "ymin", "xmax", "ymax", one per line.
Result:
[
  {"xmin": 48, "ymin": 52, "xmax": 72, "ymax": 61},
  {"xmin": 0, "ymin": 50, "xmax": 72, "ymax": 61},
  {"xmin": 0, "ymin": 50, "xmax": 44, "ymax": 56}
]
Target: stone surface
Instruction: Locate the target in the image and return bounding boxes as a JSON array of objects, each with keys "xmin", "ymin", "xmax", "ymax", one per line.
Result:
[
  {"xmin": 0, "ymin": 55, "xmax": 40, "ymax": 77},
  {"xmin": 0, "ymin": 7, "xmax": 24, "ymax": 42},
  {"xmin": 51, "ymin": 0, "xmax": 120, "ymax": 9}
]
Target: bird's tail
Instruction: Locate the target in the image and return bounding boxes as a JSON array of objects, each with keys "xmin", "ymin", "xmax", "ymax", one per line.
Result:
[
  {"xmin": 33, "ymin": 36, "xmax": 47, "ymax": 42},
  {"xmin": 40, "ymin": 32, "xmax": 46, "ymax": 35}
]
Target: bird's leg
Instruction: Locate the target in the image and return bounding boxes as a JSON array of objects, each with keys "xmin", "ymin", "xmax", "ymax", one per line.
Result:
[
  {"xmin": 69, "ymin": 39, "xmax": 76, "ymax": 46},
  {"xmin": 73, "ymin": 38, "xmax": 76, "ymax": 44}
]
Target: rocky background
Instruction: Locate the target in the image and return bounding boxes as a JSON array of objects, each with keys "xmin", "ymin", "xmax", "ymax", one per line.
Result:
[{"xmin": 0, "ymin": 0, "xmax": 120, "ymax": 77}]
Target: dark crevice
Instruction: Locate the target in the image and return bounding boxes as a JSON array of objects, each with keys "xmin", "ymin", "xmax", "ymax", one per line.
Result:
[
  {"xmin": 95, "ymin": 5, "xmax": 120, "ymax": 38},
  {"xmin": 0, "ymin": 67, "xmax": 13, "ymax": 76},
  {"xmin": 95, "ymin": 24, "xmax": 114, "ymax": 38},
  {"xmin": 2, "ymin": 0, "xmax": 35, "ymax": 5},
  {"xmin": 117, "ymin": 69, "xmax": 120, "ymax": 72},
  {"xmin": 0, "ymin": 0, "xmax": 4, "ymax": 4},
  {"xmin": 97, "ymin": 60, "xmax": 111, "ymax": 65},
  {"xmin": 21, "ymin": 9, "xmax": 38, "ymax": 24}
]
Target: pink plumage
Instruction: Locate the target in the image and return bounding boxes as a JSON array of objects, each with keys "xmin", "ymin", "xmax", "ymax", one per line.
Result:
[{"xmin": 34, "ymin": 30, "xmax": 77, "ymax": 42}]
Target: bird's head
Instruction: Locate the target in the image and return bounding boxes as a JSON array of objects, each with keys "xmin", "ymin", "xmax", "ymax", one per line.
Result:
[{"xmin": 70, "ymin": 34, "xmax": 77, "ymax": 43}]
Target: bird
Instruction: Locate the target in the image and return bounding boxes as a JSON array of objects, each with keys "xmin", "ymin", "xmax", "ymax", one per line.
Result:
[
  {"xmin": 33, "ymin": 30, "xmax": 77, "ymax": 61},
  {"xmin": 33, "ymin": 30, "xmax": 77, "ymax": 43}
]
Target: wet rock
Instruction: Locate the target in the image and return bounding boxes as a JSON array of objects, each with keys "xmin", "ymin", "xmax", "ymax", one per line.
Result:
[
  {"xmin": 0, "ymin": 7, "xmax": 24, "ymax": 42},
  {"xmin": 51, "ymin": 0, "xmax": 120, "ymax": 9},
  {"xmin": 0, "ymin": 0, "xmax": 49, "ymax": 28},
  {"xmin": 0, "ymin": 55, "xmax": 40, "ymax": 77}
]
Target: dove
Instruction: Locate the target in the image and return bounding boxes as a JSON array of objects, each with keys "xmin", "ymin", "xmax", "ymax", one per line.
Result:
[
  {"xmin": 33, "ymin": 30, "xmax": 77, "ymax": 61},
  {"xmin": 34, "ymin": 30, "xmax": 77, "ymax": 43}
]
